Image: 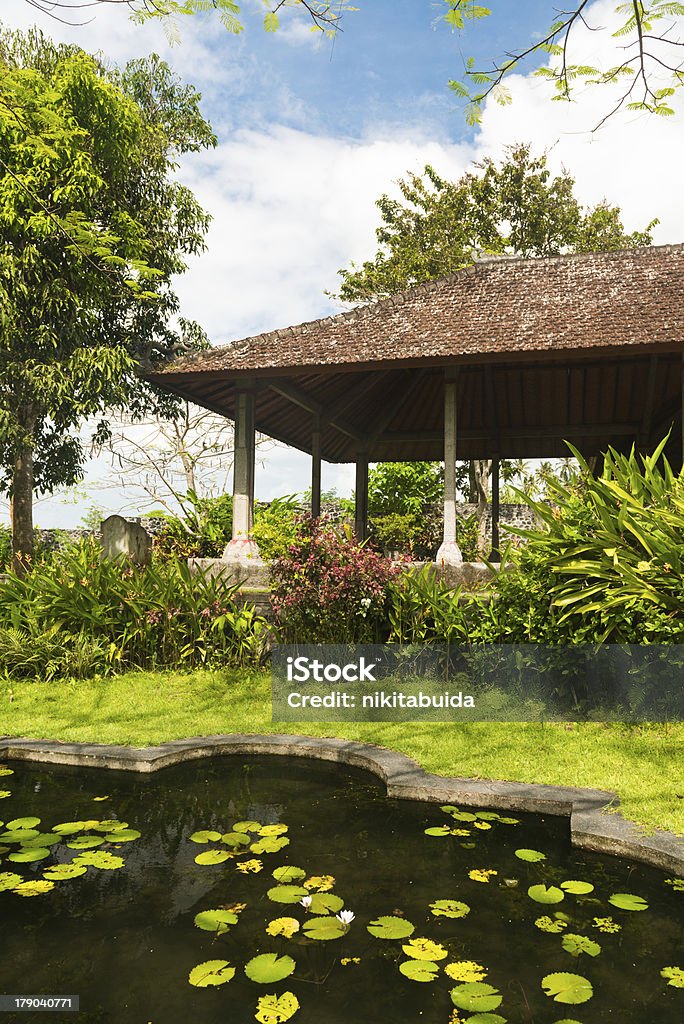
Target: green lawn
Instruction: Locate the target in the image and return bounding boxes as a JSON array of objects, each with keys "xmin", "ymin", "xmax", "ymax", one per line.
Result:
[{"xmin": 1, "ymin": 669, "xmax": 682, "ymax": 835}]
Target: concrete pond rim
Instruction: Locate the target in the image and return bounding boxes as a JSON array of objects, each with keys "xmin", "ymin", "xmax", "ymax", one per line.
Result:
[{"xmin": 1, "ymin": 732, "xmax": 682, "ymax": 876}]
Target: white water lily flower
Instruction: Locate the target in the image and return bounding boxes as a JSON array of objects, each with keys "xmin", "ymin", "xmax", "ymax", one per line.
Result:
[
  {"xmin": 299, "ymin": 895, "xmax": 312, "ymax": 909},
  {"xmin": 336, "ymin": 910, "xmax": 355, "ymax": 927}
]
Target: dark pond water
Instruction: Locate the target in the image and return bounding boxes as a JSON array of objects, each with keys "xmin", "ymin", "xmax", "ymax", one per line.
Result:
[{"xmin": 0, "ymin": 756, "xmax": 682, "ymax": 1024}]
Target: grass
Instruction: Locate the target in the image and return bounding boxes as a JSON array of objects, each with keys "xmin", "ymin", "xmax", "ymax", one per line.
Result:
[{"xmin": 1, "ymin": 668, "xmax": 682, "ymax": 835}]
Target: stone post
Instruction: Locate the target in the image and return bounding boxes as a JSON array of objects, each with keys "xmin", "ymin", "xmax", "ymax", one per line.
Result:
[
  {"xmin": 436, "ymin": 374, "xmax": 463, "ymax": 565},
  {"xmin": 355, "ymin": 451, "xmax": 369, "ymax": 542},
  {"xmin": 491, "ymin": 458, "xmax": 500, "ymax": 561},
  {"xmin": 223, "ymin": 387, "xmax": 261, "ymax": 563},
  {"xmin": 311, "ymin": 416, "xmax": 322, "ymax": 519}
]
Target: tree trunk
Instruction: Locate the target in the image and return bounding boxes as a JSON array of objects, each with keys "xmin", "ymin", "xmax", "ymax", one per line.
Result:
[
  {"xmin": 469, "ymin": 459, "xmax": 491, "ymax": 558},
  {"xmin": 11, "ymin": 411, "xmax": 35, "ymax": 576}
]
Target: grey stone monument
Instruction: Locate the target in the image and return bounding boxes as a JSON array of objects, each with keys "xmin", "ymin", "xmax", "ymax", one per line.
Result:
[{"xmin": 101, "ymin": 515, "xmax": 152, "ymax": 565}]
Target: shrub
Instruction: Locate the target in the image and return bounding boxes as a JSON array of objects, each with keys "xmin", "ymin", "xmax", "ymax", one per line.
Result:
[
  {"xmin": 252, "ymin": 495, "xmax": 301, "ymax": 561},
  {"xmin": 0, "ymin": 539, "xmax": 267, "ymax": 673},
  {"xmin": 270, "ymin": 518, "xmax": 399, "ymax": 642},
  {"xmin": 151, "ymin": 492, "xmax": 233, "ymax": 560},
  {"xmin": 0, "ymin": 626, "xmax": 110, "ymax": 680}
]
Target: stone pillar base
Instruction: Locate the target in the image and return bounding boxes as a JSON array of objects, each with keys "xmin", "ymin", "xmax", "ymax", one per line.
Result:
[
  {"xmin": 222, "ymin": 538, "xmax": 262, "ymax": 565},
  {"xmin": 435, "ymin": 540, "xmax": 463, "ymax": 566}
]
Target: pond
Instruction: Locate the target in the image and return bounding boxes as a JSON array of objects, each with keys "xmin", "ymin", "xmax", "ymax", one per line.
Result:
[{"xmin": 0, "ymin": 756, "xmax": 682, "ymax": 1024}]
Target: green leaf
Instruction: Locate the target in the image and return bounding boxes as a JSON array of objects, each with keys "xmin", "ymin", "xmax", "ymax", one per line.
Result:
[
  {"xmin": 194, "ymin": 909, "xmax": 239, "ymax": 933},
  {"xmin": 450, "ymin": 982, "xmax": 503, "ymax": 1012},
  {"xmin": 9, "ymin": 847, "xmax": 50, "ymax": 862},
  {"xmin": 42, "ymin": 864, "xmax": 88, "ymax": 880},
  {"xmin": 541, "ymin": 972, "xmax": 593, "ymax": 1004},
  {"xmin": 107, "ymin": 829, "xmax": 141, "ymax": 843},
  {"xmin": 188, "ymin": 960, "xmax": 236, "ymax": 988},
  {"xmin": 222, "ymin": 831, "xmax": 251, "ymax": 848},
  {"xmin": 608, "ymin": 893, "xmax": 648, "ymax": 911},
  {"xmin": 51, "ymin": 821, "xmax": 86, "ymax": 835},
  {"xmin": 464, "ymin": 1015, "xmax": 507, "ymax": 1024},
  {"xmin": 244, "ymin": 953, "xmax": 296, "ymax": 984},
  {"xmin": 399, "ymin": 959, "xmax": 440, "ymax": 982},
  {"xmin": 6, "ymin": 816, "xmax": 40, "ymax": 829},
  {"xmin": 402, "ymin": 938, "xmax": 448, "ymax": 961},
  {"xmin": 561, "ymin": 933, "xmax": 601, "ymax": 958},
  {"xmin": 308, "ymin": 892, "xmax": 343, "ymax": 915},
  {"xmin": 233, "ymin": 820, "xmax": 262, "ymax": 833},
  {"xmin": 255, "ymin": 991, "xmax": 299, "ymax": 1024},
  {"xmin": 515, "ymin": 849, "xmax": 546, "ymax": 862},
  {"xmin": 72, "ymin": 850, "xmax": 124, "ymax": 870},
  {"xmin": 535, "ymin": 915, "xmax": 568, "ymax": 933},
  {"xmin": 429, "ymin": 899, "xmax": 470, "ymax": 919},
  {"xmin": 251, "ymin": 837, "xmax": 290, "ymax": 855},
  {"xmin": 267, "ymin": 885, "xmax": 309, "ymax": 904},
  {"xmin": 189, "ymin": 830, "xmax": 222, "ymax": 844},
  {"xmin": 302, "ymin": 916, "xmax": 347, "ymax": 941},
  {"xmin": 660, "ymin": 966, "xmax": 684, "ymax": 988},
  {"xmin": 367, "ymin": 915, "xmax": 415, "ymax": 939},
  {"xmin": 560, "ymin": 881, "xmax": 594, "ymax": 895},
  {"xmin": 195, "ymin": 849, "xmax": 231, "ymax": 865},
  {"xmin": 424, "ymin": 826, "xmax": 452, "ymax": 836},
  {"xmin": 273, "ymin": 866, "xmax": 306, "ymax": 883},
  {"xmin": 0, "ymin": 829, "xmax": 40, "ymax": 843},
  {"xmin": 0, "ymin": 871, "xmax": 23, "ymax": 891},
  {"xmin": 66, "ymin": 836, "xmax": 105, "ymax": 850},
  {"xmin": 528, "ymin": 885, "xmax": 565, "ymax": 904}
]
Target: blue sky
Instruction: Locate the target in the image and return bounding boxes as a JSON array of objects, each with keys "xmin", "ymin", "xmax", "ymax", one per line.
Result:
[{"xmin": 2, "ymin": 0, "xmax": 683, "ymax": 525}]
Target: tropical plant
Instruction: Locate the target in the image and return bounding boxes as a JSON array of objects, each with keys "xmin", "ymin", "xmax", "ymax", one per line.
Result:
[
  {"xmin": 270, "ymin": 517, "xmax": 399, "ymax": 642},
  {"xmin": 0, "ymin": 540, "xmax": 267, "ymax": 671},
  {"xmin": 252, "ymin": 496, "xmax": 302, "ymax": 562}
]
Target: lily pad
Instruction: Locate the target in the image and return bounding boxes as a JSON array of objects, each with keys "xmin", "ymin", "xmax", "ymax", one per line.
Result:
[
  {"xmin": 0, "ymin": 829, "xmax": 40, "ymax": 843},
  {"xmin": 194, "ymin": 909, "xmax": 239, "ymax": 933},
  {"xmin": 515, "ymin": 849, "xmax": 546, "ymax": 863},
  {"xmin": 302, "ymin": 916, "xmax": 347, "ymax": 941},
  {"xmin": 14, "ymin": 880, "xmax": 55, "ymax": 897},
  {"xmin": 665, "ymin": 877, "xmax": 684, "ymax": 892},
  {"xmin": 195, "ymin": 849, "xmax": 231, "ymax": 866},
  {"xmin": 528, "ymin": 885, "xmax": 565, "ymax": 905},
  {"xmin": 259, "ymin": 824, "xmax": 288, "ymax": 837},
  {"xmin": 51, "ymin": 821, "xmax": 86, "ymax": 836},
  {"xmin": 267, "ymin": 885, "xmax": 309, "ymax": 904},
  {"xmin": 303, "ymin": 874, "xmax": 335, "ymax": 892},
  {"xmin": 9, "ymin": 847, "xmax": 50, "ymax": 863},
  {"xmin": 66, "ymin": 836, "xmax": 105, "ymax": 850},
  {"xmin": 6, "ymin": 816, "xmax": 40, "ymax": 829},
  {"xmin": 450, "ymin": 982, "xmax": 503, "ymax": 1013},
  {"xmin": 43, "ymin": 864, "xmax": 88, "ymax": 880},
  {"xmin": 561, "ymin": 934, "xmax": 601, "ymax": 958},
  {"xmin": 222, "ymin": 832, "xmax": 251, "ymax": 848},
  {"xmin": 660, "ymin": 966, "xmax": 684, "ymax": 988},
  {"xmin": 399, "ymin": 959, "xmax": 440, "ymax": 982},
  {"xmin": 73, "ymin": 851, "xmax": 124, "ymax": 870},
  {"xmin": 188, "ymin": 960, "xmax": 236, "ymax": 988},
  {"xmin": 535, "ymin": 916, "xmax": 568, "ymax": 934},
  {"xmin": 444, "ymin": 961, "xmax": 488, "ymax": 982},
  {"xmin": 106, "ymin": 829, "xmax": 141, "ymax": 843},
  {"xmin": 266, "ymin": 917, "xmax": 300, "ymax": 938},
  {"xmin": 0, "ymin": 871, "xmax": 22, "ymax": 892},
  {"xmin": 561, "ymin": 881, "xmax": 595, "ymax": 895},
  {"xmin": 233, "ymin": 820, "xmax": 262, "ymax": 833},
  {"xmin": 541, "ymin": 972, "xmax": 593, "ymax": 1005},
  {"xmin": 273, "ymin": 866, "xmax": 306, "ymax": 884},
  {"xmin": 402, "ymin": 937, "xmax": 448, "ymax": 962},
  {"xmin": 608, "ymin": 893, "xmax": 648, "ymax": 912},
  {"xmin": 367, "ymin": 916, "xmax": 415, "ymax": 939},
  {"xmin": 430, "ymin": 899, "xmax": 470, "ymax": 919},
  {"xmin": 245, "ymin": 953, "xmax": 295, "ymax": 984},
  {"xmin": 21, "ymin": 833, "xmax": 62, "ymax": 848},
  {"xmin": 189, "ymin": 830, "xmax": 222, "ymax": 844},
  {"xmin": 251, "ymin": 837, "xmax": 290, "ymax": 855},
  {"xmin": 0, "ymin": 767, "xmax": 14, "ymax": 776},
  {"xmin": 308, "ymin": 892, "xmax": 343, "ymax": 915},
  {"xmin": 424, "ymin": 826, "xmax": 452, "ymax": 836},
  {"xmin": 465, "ymin": 1016, "xmax": 507, "ymax": 1024},
  {"xmin": 0, "ymin": 792, "xmax": 11, "ymax": 800},
  {"xmin": 255, "ymin": 991, "xmax": 299, "ymax": 1024}
]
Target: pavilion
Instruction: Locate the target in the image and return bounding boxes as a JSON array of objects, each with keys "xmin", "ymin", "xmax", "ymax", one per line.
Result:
[{"xmin": 148, "ymin": 244, "xmax": 684, "ymax": 565}]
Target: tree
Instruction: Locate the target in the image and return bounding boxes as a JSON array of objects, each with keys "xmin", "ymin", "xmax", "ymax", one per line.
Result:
[
  {"xmin": 23, "ymin": 0, "xmax": 354, "ymax": 37},
  {"xmin": 336, "ymin": 144, "xmax": 657, "ymax": 553},
  {"xmin": 444, "ymin": 1, "xmax": 684, "ymax": 129},
  {"xmin": 0, "ymin": 28, "xmax": 215, "ymax": 571}
]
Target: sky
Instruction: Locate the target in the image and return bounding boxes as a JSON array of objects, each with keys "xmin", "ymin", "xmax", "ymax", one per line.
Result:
[{"xmin": 2, "ymin": 0, "xmax": 684, "ymax": 527}]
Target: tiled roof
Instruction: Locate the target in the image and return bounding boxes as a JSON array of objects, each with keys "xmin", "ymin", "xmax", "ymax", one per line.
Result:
[{"xmin": 153, "ymin": 245, "xmax": 684, "ymax": 377}]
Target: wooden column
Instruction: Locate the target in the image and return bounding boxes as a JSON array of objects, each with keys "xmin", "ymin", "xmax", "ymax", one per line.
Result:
[
  {"xmin": 223, "ymin": 386, "xmax": 261, "ymax": 562},
  {"xmin": 311, "ymin": 416, "xmax": 322, "ymax": 519},
  {"xmin": 490, "ymin": 458, "xmax": 500, "ymax": 562},
  {"xmin": 355, "ymin": 451, "xmax": 369, "ymax": 542},
  {"xmin": 436, "ymin": 372, "xmax": 463, "ymax": 565}
]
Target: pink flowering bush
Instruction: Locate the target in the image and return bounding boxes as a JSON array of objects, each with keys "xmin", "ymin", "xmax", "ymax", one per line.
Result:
[{"xmin": 270, "ymin": 517, "xmax": 400, "ymax": 643}]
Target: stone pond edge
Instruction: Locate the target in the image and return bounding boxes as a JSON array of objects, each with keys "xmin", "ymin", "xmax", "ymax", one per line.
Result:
[{"xmin": 1, "ymin": 732, "xmax": 682, "ymax": 876}]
